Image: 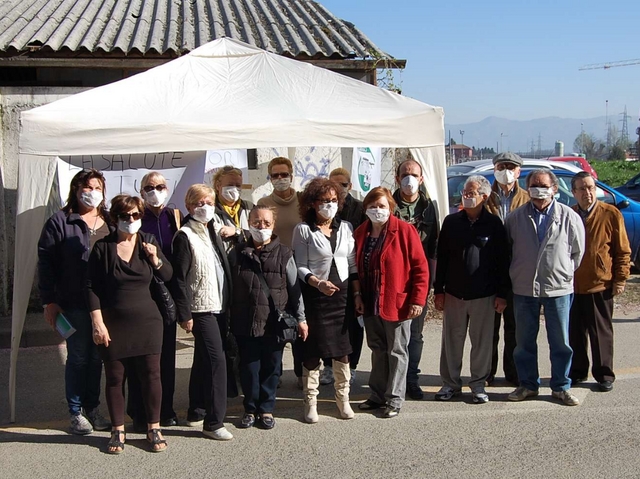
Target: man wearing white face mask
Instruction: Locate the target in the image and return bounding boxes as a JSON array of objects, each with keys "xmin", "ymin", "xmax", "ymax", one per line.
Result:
[
  {"xmin": 213, "ymin": 166, "xmax": 252, "ymax": 253},
  {"xmin": 485, "ymin": 152, "xmax": 529, "ymax": 387},
  {"xmin": 392, "ymin": 159, "xmax": 439, "ymax": 400},
  {"xmin": 505, "ymin": 168, "xmax": 585, "ymax": 406}
]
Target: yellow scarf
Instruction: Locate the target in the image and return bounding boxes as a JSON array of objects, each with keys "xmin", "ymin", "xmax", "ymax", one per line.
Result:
[{"xmin": 221, "ymin": 202, "xmax": 241, "ymax": 227}]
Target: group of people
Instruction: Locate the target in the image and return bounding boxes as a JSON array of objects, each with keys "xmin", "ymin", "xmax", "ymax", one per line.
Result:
[{"xmin": 37, "ymin": 151, "xmax": 630, "ymax": 455}]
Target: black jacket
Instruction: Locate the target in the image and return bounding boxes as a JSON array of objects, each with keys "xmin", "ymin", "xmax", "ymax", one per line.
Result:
[
  {"xmin": 339, "ymin": 194, "xmax": 366, "ymax": 230},
  {"xmin": 393, "ymin": 189, "xmax": 439, "ymax": 260},
  {"xmin": 434, "ymin": 208, "xmax": 510, "ymax": 300}
]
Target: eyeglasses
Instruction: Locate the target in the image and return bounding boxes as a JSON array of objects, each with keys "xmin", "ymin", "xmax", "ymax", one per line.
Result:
[
  {"xmin": 495, "ymin": 163, "xmax": 518, "ymax": 171},
  {"xmin": 338, "ymin": 182, "xmax": 349, "ymax": 188},
  {"xmin": 118, "ymin": 212, "xmax": 142, "ymax": 221},
  {"xmin": 250, "ymin": 220, "xmax": 273, "ymax": 228},
  {"xmin": 271, "ymin": 172, "xmax": 291, "ymax": 179},
  {"xmin": 317, "ymin": 198, "xmax": 338, "ymax": 204},
  {"xmin": 530, "ymin": 184, "xmax": 552, "ymax": 189},
  {"xmin": 143, "ymin": 184, "xmax": 167, "ymax": 193},
  {"xmin": 461, "ymin": 191, "xmax": 481, "ymax": 198},
  {"xmin": 575, "ymin": 186, "xmax": 596, "ymax": 193}
]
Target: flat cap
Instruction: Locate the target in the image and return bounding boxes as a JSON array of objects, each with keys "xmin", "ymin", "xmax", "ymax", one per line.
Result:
[{"xmin": 492, "ymin": 152, "xmax": 523, "ymax": 166}]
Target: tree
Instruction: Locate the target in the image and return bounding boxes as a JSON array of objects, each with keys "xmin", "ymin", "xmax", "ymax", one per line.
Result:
[
  {"xmin": 573, "ymin": 133, "xmax": 606, "ymax": 160},
  {"xmin": 608, "ymin": 144, "xmax": 627, "ymax": 161}
]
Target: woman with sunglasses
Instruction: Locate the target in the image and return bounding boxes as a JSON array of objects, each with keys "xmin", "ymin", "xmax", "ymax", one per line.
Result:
[
  {"xmin": 126, "ymin": 172, "xmax": 182, "ymax": 432},
  {"xmin": 212, "ymin": 166, "xmax": 252, "ymax": 253},
  {"xmin": 171, "ymin": 184, "xmax": 234, "ymax": 441},
  {"xmin": 38, "ymin": 169, "xmax": 113, "ymax": 436},
  {"xmin": 87, "ymin": 194, "xmax": 173, "ymax": 454},
  {"xmin": 292, "ymin": 177, "xmax": 363, "ymax": 423}
]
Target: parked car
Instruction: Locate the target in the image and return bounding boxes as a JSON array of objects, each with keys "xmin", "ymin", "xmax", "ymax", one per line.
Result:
[
  {"xmin": 447, "ymin": 168, "xmax": 640, "ymax": 269},
  {"xmin": 447, "ymin": 158, "xmax": 583, "ymax": 177},
  {"xmin": 544, "ymin": 156, "xmax": 598, "ymax": 179},
  {"xmin": 615, "ymin": 171, "xmax": 640, "ymax": 202}
]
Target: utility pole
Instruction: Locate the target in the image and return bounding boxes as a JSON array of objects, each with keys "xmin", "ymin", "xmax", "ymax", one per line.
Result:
[
  {"xmin": 620, "ymin": 106, "xmax": 631, "ymax": 147},
  {"xmin": 581, "ymin": 123, "xmax": 584, "ymax": 155},
  {"xmin": 459, "ymin": 130, "xmax": 465, "ymax": 146},
  {"xmin": 537, "ymin": 133, "xmax": 542, "ymax": 157}
]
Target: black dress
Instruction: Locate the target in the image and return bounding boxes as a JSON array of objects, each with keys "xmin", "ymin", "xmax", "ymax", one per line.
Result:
[
  {"xmin": 301, "ymin": 229, "xmax": 352, "ymax": 360},
  {"xmin": 86, "ymin": 232, "xmax": 173, "ymax": 362}
]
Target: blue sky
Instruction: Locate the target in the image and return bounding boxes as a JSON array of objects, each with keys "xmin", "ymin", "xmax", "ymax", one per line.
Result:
[{"xmin": 320, "ymin": 0, "xmax": 640, "ymax": 125}]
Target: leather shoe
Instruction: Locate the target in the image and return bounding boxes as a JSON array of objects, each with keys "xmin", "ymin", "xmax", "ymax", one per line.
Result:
[
  {"xmin": 406, "ymin": 382, "xmax": 424, "ymax": 400},
  {"xmin": 382, "ymin": 406, "xmax": 400, "ymax": 418},
  {"xmin": 258, "ymin": 415, "xmax": 276, "ymax": 429},
  {"xmin": 598, "ymin": 380, "xmax": 613, "ymax": 392},
  {"xmin": 358, "ymin": 399, "xmax": 384, "ymax": 411},
  {"xmin": 238, "ymin": 413, "xmax": 256, "ymax": 429},
  {"xmin": 570, "ymin": 376, "xmax": 588, "ymax": 386},
  {"xmin": 160, "ymin": 416, "xmax": 178, "ymax": 427}
]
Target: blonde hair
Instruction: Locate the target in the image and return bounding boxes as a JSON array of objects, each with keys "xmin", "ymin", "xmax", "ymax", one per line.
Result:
[
  {"xmin": 185, "ymin": 184, "xmax": 215, "ymax": 209},
  {"xmin": 267, "ymin": 157, "xmax": 293, "ymax": 175},
  {"xmin": 212, "ymin": 166, "xmax": 243, "ymax": 188},
  {"xmin": 329, "ymin": 167, "xmax": 351, "ymax": 182},
  {"xmin": 141, "ymin": 171, "xmax": 167, "ymax": 189}
]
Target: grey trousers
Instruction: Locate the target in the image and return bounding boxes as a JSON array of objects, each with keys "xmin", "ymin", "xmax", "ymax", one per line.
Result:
[
  {"xmin": 364, "ymin": 315, "xmax": 412, "ymax": 408},
  {"xmin": 439, "ymin": 294, "xmax": 495, "ymax": 391}
]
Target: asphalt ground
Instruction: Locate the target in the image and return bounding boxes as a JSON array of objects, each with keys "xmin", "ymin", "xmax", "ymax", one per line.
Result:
[{"xmin": 1, "ymin": 307, "xmax": 640, "ymax": 478}]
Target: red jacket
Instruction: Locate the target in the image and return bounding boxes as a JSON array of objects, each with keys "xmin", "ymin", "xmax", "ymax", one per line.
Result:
[{"xmin": 354, "ymin": 215, "xmax": 429, "ymax": 321}]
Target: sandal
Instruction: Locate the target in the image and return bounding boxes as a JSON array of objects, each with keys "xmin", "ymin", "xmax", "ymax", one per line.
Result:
[
  {"xmin": 146, "ymin": 428, "xmax": 168, "ymax": 453},
  {"xmin": 107, "ymin": 430, "xmax": 125, "ymax": 455}
]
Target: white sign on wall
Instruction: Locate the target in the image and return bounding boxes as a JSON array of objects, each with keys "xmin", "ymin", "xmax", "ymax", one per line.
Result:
[
  {"xmin": 350, "ymin": 147, "xmax": 382, "ymax": 194},
  {"xmin": 205, "ymin": 149, "xmax": 248, "ymax": 186}
]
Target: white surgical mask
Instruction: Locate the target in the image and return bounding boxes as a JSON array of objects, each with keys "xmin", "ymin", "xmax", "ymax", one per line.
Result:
[
  {"xmin": 118, "ymin": 219, "xmax": 141, "ymax": 235},
  {"xmin": 193, "ymin": 204, "xmax": 216, "ymax": 224},
  {"xmin": 221, "ymin": 186, "xmax": 241, "ymax": 203},
  {"xmin": 366, "ymin": 207, "xmax": 390, "ymax": 224},
  {"xmin": 462, "ymin": 197, "xmax": 479, "ymax": 209},
  {"xmin": 494, "ymin": 169, "xmax": 516, "ymax": 185},
  {"xmin": 401, "ymin": 175, "xmax": 420, "ymax": 196},
  {"xmin": 272, "ymin": 177, "xmax": 291, "ymax": 192},
  {"xmin": 528, "ymin": 187, "xmax": 554, "ymax": 200},
  {"xmin": 144, "ymin": 189, "xmax": 168, "ymax": 207},
  {"xmin": 249, "ymin": 226, "xmax": 272, "ymax": 243},
  {"xmin": 80, "ymin": 190, "xmax": 103, "ymax": 208},
  {"xmin": 318, "ymin": 202, "xmax": 338, "ymax": 220}
]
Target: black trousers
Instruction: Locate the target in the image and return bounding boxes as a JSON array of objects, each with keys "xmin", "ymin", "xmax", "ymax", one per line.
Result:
[
  {"xmin": 127, "ymin": 321, "xmax": 177, "ymax": 423},
  {"xmin": 190, "ymin": 312, "xmax": 227, "ymax": 430},
  {"xmin": 490, "ymin": 291, "xmax": 518, "ymax": 383},
  {"xmin": 569, "ymin": 289, "xmax": 615, "ymax": 383}
]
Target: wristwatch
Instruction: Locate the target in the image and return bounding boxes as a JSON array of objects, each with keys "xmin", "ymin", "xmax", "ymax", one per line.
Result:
[
  {"xmin": 154, "ymin": 258, "xmax": 164, "ymax": 270},
  {"xmin": 235, "ymin": 227, "xmax": 242, "ymax": 236}
]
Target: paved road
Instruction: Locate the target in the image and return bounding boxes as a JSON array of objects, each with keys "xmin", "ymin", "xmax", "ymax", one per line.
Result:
[{"xmin": 1, "ymin": 309, "xmax": 640, "ymax": 478}]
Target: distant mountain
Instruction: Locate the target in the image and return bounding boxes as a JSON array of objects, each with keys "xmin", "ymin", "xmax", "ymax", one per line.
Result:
[{"xmin": 445, "ymin": 116, "xmax": 613, "ymax": 154}]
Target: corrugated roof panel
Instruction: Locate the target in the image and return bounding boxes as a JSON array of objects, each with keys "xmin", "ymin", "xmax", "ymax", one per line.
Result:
[{"xmin": 0, "ymin": 0, "xmax": 395, "ymax": 60}]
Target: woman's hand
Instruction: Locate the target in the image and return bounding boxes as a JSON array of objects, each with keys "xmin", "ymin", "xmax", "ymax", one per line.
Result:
[
  {"xmin": 92, "ymin": 321, "xmax": 111, "ymax": 347},
  {"xmin": 494, "ymin": 297, "xmax": 507, "ymax": 314},
  {"xmin": 318, "ymin": 280, "xmax": 340, "ymax": 296},
  {"xmin": 219, "ymin": 225, "xmax": 236, "ymax": 238},
  {"xmin": 434, "ymin": 294, "xmax": 445, "ymax": 312},
  {"xmin": 407, "ymin": 304, "xmax": 423, "ymax": 319},
  {"xmin": 354, "ymin": 295, "xmax": 365, "ymax": 315},
  {"xmin": 43, "ymin": 303, "xmax": 62, "ymax": 329},
  {"xmin": 142, "ymin": 242, "xmax": 159, "ymax": 266},
  {"xmin": 298, "ymin": 322, "xmax": 309, "ymax": 341},
  {"xmin": 180, "ymin": 319, "xmax": 193, "ymax": 334}
]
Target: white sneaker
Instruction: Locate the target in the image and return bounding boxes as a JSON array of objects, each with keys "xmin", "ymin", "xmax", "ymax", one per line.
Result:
[
  {"xmin": 203, "ymin": 426, "xmax": 234, "ymax": 441},
  {"xmin": 84, "ymin": 408, "xmax": 111, "ymax": 431},
  {"xmin": 472, "ymin": 388, "xmax": 489, "ymax": 404},
  {"xmin": 349, "ymin": 369, "xmax": 356, "ymax": 385},
  {"xmin": 70, "ymin": 413, "xmax": 93, "ymax": 435},
  {"xmin": 319, "ymin": 367, "xmax": 334, "ymax": 385}
]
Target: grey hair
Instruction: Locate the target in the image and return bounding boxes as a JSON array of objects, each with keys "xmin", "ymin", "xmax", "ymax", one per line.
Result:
[
  {"xmin": 464, "ymin": 175, "xmax": 492, "ymax": 196},
  {"xmin": 526, "ymin": 168, "xmax": 558, "ymax": 188}
]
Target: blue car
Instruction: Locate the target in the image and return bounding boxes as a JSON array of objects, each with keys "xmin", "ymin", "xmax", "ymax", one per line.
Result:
[
  {"xmin": 448, "ymin": 169, "xmax": 640, "ymax": 269},
  {"xmin": 615, "ymin": 172, "xmax": 640, "ymax": 202}
]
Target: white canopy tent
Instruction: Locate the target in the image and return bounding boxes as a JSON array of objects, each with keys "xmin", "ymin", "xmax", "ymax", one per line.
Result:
[{"xmin": 11, "ymin": 37, "xmax": 446, "ymax": 421}]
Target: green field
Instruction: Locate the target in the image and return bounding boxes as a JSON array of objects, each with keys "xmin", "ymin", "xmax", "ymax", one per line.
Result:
[{"xmin": 591, "ymin": 160, "xmax": 640, "ymax": 187}]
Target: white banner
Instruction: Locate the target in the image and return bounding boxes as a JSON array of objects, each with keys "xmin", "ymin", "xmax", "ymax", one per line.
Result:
[
  {"xmin": 204, "ymin": 149, "xmax": 248, "ymax": 186},
  {"xmin": 350, "ymin": 147, "xmax": 382, "ymax": 194}
]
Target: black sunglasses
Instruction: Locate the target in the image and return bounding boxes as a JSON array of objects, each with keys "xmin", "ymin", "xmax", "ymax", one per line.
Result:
[
  {"xmin": 143, "ymin": 184, "xmax": 167, "ymax": 193},
  {"xmin": 271, "ymin": 172, "xmax": 291, "ymax": 179},
  {"xmin": 118, "ymin": 212, "xmax": 143, "ymax": 221}
]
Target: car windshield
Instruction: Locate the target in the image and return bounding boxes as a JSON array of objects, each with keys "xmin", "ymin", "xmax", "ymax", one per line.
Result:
[{"xmin": 447, "ymin": 164, "xmax": 476, "ymax": 176}]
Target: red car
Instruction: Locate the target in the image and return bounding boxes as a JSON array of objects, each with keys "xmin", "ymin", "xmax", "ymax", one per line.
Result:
[{"xmin": 546, "ymin": 156, "xmax": 598, "ymax": 179}]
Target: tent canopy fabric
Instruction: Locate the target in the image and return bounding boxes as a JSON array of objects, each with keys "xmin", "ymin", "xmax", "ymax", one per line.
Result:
[{"xmin": 12, "ymin": 37, "xmax": 446, "ymax": 422}]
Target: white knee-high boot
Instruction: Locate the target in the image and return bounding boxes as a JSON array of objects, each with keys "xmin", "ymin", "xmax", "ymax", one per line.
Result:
[
  {"xmin": 302, "ymin": 365, "xmax": 320, "ymax": 423},
  {"xmin": 333, "ymin": 361, "xmax": 355, "ymax": 419}
]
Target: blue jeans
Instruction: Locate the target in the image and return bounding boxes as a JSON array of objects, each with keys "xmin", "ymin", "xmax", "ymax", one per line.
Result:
[
  {"xmin": 64, "ymin": 308, "xmax": 103, "ymax": 415},
  {"xmin": 407, "ymin": 308, "xmax": 427, "ymax": 384},
  {"xmin": 513, "ymin": 294, "xmax": 573, "ymax": 392}
]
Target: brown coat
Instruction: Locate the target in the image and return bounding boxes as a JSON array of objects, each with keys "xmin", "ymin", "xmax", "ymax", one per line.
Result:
[
  {"xmin": 572, "ymin": 201, "xmax": 631, "ymax": 294},
  {"xmin": 485, "ymin": 181, "xmax": 529, "ymax": 221}
]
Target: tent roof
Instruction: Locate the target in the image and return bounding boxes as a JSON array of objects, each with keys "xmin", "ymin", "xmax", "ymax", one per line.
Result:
[{"xmin": 20, "ymin": 37, "xmax": 444, "ymax": 156}]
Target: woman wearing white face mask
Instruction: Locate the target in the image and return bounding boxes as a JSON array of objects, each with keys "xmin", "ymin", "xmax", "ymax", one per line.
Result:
[
  {"xmin": 126, "ymin": 172, "xmax": 183, "ymax": 432},
  {"xmin": 38, "ymin": 169, "xmax": 112, "ymax": 437},
  {"xmin": 353, "ymin": 187, "xmax": 429, "ymax": 418},
  {"xmin": 228, "ymin": 205, "xmax": 308, "ymax": 429},
  {"xmin": 86, "ymin": 194, "xmax": 173, "ymax": 454},
  {"xmin": 212, "ymin": 166, "xmax": 252, "ymax": 253},
  {"xmin": 171, "ymin": 184, "xmax": 234, "ymax": 441},
  {"xmin": 292, "ymin": 178, "xmax": 363, "ymax": 423}
]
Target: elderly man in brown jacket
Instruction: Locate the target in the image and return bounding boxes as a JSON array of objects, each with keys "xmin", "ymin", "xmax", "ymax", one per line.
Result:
[
  {"xmin": 570, "ymin": 171, "xmax": 631, "ymax": 392},
  {"xmin": 486, "ymin": 152, "xmax": 529, "ymax": 386}
]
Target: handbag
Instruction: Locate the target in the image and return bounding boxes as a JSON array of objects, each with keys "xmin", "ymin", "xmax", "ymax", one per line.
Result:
[
  {"xmin": 252, "ymin": 264, "xmax": 299, "ymax": 344},
  {"xmin": 139, "ymin": 234, "xmax": 177, "ymax": 326}
]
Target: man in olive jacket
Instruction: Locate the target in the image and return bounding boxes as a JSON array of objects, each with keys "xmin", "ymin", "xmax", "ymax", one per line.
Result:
[{"xmin": 569, "ymin": 171, "xmax": 631, "ymax": 392}]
